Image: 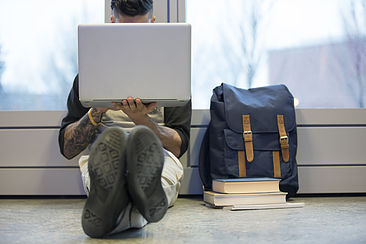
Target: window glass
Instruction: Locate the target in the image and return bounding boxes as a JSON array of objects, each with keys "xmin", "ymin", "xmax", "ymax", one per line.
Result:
[
  {"xmin": 187, "ymin": 0, "xmax": 366, "ymax": 108},
  {"xmin": 0, "ymin": 0, "xmax": 104, "ymax": 110}
]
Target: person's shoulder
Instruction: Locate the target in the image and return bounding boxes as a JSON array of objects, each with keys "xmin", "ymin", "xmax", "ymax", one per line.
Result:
[
  {"xmin": 72, "ymin": 74, "xmax": 79, "ymax": 90},
  {"xmin": 74, "ymin": 74, "xmax": 79, "ymax": 84}
]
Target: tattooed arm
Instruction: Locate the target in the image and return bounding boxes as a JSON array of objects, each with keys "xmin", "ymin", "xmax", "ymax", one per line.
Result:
[{"xmin": 62, "ymin": 108, "xmax": 104, "ymax": 160}]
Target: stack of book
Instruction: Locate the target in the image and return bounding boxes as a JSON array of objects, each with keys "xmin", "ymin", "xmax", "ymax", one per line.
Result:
[{"xmin": 204, "ymin": 178, "xmax": 303, "ymax": 210}]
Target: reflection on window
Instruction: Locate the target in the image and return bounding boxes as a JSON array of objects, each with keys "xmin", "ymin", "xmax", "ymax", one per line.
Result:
[
  {"xmin": 0, "ymin": 0, "xmax": 104, "ymax": 110},
  {"xmin": 187, "ymin": 0, "xmax": 366, "ymax": 108}
]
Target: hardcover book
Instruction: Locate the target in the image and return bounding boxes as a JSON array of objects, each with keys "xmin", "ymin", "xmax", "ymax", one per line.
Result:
[
  {"xmin": 204, "ymin": 190, "xmax": 287, "ymax": 207},
  {"xmin": 212, "ymin": 178, "xmax": 280, "ymax": 194}
]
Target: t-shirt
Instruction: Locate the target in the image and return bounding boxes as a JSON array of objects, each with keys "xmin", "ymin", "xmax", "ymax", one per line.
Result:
[{"xmin": 58, "ymin": 75, "xmax": 192, "ymax": 158}]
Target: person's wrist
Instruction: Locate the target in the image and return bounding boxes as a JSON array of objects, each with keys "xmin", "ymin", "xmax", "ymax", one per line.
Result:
[{"xmin": 89, "ymin": 108, "xmax": 103, "ymax": 125}]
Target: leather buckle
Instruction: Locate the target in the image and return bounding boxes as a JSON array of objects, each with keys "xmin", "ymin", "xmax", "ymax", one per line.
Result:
[
  {"xmin": 280, "ymin": 135, "xmax": 288, "ymax": 141},
  {"xmin": 243, "ymin": 130, "xmax": 253, "ymax": 142},
  {"xmin": 280, "ymin": 135, "xmax": 289, "ymax": 148}
]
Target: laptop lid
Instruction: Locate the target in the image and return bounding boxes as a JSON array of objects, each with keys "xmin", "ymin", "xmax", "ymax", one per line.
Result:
[{"xmin": 78, "ymin": 23, "xmax": 191, "ymax": 107}]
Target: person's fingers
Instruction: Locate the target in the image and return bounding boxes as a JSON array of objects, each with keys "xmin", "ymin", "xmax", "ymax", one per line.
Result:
[
  {"xmin": 112, "ymin": 98, "xmax": 154, "ymax": 115},
  {"xmin": 135, "ymin": 98, "xmax": 144, "ymax": 111},
  {"xmin": 127, "ymin": 97, "xmax": 136, "ymax": 111},
  {"xmin": 120, "ymin": 99, "xmax": 129, "ymax": 111}
]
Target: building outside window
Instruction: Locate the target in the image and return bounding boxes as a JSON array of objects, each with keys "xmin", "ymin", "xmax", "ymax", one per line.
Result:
[{"xmin": 187, "ymin": 0, "xmax": 366, "ymax": 109}]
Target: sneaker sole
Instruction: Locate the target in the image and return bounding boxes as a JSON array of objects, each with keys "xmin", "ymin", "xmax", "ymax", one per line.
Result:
[
  {"xmin": 81, "ymin": 127, "xmax": 129, "ymax": 238},
  {"xmin": 126, "ymin": 126, "xmax": 168, "ymax": 223}
]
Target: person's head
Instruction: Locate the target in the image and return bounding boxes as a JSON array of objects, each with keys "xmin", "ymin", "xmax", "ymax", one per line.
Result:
[{"xmin": 111, "ymin": 0, "xmax": 155, "ymax": 23}]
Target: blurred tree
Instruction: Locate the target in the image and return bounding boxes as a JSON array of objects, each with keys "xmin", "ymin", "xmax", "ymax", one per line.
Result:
[
  {"xmin": 342, "ymin": 0, "xmax": 366, "ymax": 107},
  {"xmin": 47, "ymin": 0, "xmax": 99, "ymax": 109},
  {"xmin": 220, "ymin": 0, "xmax": 275, "ymax": 88},
  {"xmin": 0, "ymin": 45, "xmax": 4, "ymax": 93}
]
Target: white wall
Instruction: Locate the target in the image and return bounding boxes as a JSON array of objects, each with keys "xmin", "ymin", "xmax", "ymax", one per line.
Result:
[{"xmin": 1, "ymin": 109, "xmax": 366, "ymax": 195}]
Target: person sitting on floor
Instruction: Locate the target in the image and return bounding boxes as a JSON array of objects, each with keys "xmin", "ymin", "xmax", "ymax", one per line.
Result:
[{"xmin": 58, "ymin": 0, "xmax": 191, "ymax": 238}]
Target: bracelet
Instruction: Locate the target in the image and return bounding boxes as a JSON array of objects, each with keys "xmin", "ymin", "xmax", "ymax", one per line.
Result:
[{"xmin": 88, "ymin": 108, "xmax": 101, "ymax": 127}]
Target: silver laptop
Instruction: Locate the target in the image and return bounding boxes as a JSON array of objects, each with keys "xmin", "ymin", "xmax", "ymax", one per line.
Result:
[{"xmin": 78, "ymin": 23, "xmax": 191, "ymax": 107}]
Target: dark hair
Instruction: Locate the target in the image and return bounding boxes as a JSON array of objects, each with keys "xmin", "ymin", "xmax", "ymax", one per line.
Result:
[{"xmin": 111, "ymin": 0, "xmax": 153, "ymax": 17}]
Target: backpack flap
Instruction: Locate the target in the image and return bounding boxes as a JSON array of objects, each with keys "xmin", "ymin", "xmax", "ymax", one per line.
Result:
[
  {"xmin": 223, "ymin": 128, "xmax": 292, "ymax": 179},
  {"xmin": 222, "ymin": 83, "xmax": 296, "ymax": 134},
  {"xmin": 225, "ymin": 129, "xmax": 281, "ymax": 151}
]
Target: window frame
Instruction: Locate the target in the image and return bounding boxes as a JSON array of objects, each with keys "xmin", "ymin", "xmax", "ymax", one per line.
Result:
[{"xmin": 0, "ymin": 0, "xmax": 364, "ymax": 126}]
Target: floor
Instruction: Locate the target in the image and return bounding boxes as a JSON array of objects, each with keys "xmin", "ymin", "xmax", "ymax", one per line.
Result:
[{"xmin": 0, "ymin": 196, "xmax": 366, "ymax": 244}]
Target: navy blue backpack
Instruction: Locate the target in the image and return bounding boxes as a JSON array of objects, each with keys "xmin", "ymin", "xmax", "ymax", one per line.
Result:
[{"xmin": 199, "ymin": 83, "xmax": 299, "ymax": 196}]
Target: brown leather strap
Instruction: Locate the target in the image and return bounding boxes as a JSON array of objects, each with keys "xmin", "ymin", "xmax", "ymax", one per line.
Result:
[
  {"xmin": 277, "ymin": 115, "xmax": 289, "ymax": 162},
  {"xmin": 242, "ymin": 115, "xmax": 254, "ymax": 162},
  {"xmin": 272, "ymin": 151, "xmax": 281, "ymax": 178},
  {"xmin": 238, "ymin": 151, "xmax": 246, "ymax": 177}
]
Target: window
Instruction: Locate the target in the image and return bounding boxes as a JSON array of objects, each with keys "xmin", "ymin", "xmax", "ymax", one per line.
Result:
[
  {"xmin": 0, "ymin": 0, "xmax": 104, "ymax": 110},
  {"xmin": 187, "ymin": 0, "xmax": 366, "ymax": 108}
]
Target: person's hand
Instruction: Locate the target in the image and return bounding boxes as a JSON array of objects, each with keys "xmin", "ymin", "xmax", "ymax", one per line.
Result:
[{"xmin": 111, "ymin": 96, "xmax": 157, "ymax": 121}]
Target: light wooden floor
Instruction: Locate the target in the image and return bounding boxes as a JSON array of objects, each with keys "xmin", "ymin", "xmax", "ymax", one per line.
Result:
[{"xmin": 1, "ymin": 196, "xmax": 366, "ymax": 243}]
